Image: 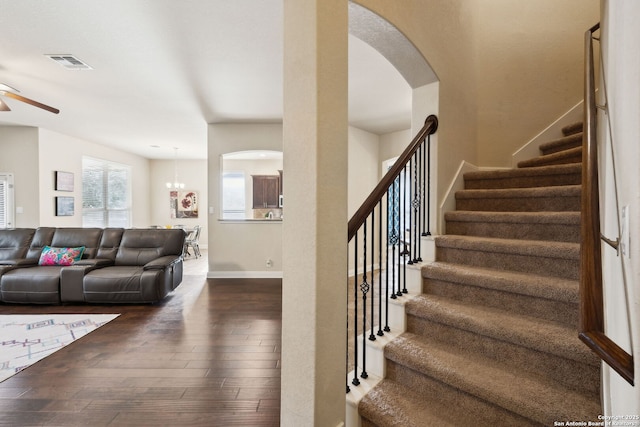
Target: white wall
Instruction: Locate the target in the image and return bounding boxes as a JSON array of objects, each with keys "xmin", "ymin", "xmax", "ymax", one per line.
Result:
[
  {"xmin": 412, "ymin": 82, "xmax": 440, "ymax": 233},
  {"xmin": 149, "ymin": 159, "xmax": 208, "ymax": 247},
  {"xmin": 379, "ymin": 128, "xmax": 411, "ymax": 168},
  {"xmin": 207, "ymin": 123, "xmax": 386, "ymax": 277},
  {"xmin": 599, "ymin": 0, "xmax": 640, "ymax": 417},
  {"xmin": 0, "ymin": 126, "xmax": 40, "ymax": 227},
  {"xmin": 207, "ymin": 123, "xmax": 283, "ymax": 277},
  {"xmin": 38, "ymin": 129, "xmax": 150, "ymax": 228},
  {"xmin": 348, "ymin": 126, "xmax": 380, "ymax": 216},
  {"xmin": 1, "ymin": 126, "xmax": 153, "ymax": 229},
  {"xmin": 347, "ymin": 126, "xmax": 382, "ymax": 273}
]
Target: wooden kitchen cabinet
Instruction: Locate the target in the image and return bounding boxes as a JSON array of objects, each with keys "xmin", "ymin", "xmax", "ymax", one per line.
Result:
[{"xmin": 252, "ymin": 175, "xmax": 280, "ymax": 208}]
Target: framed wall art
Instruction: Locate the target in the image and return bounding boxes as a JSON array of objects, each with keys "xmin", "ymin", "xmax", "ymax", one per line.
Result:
[
  {"xmin": 55, "ymin": 196, "xmax": 74, "ymax": 216},
  {"xmin": 55, "ymin": 171, "xmax": 74, "ymax": 192},
  {"xmin": 170, "ymin": 190, "xmax": 198, "ymax": 219}
]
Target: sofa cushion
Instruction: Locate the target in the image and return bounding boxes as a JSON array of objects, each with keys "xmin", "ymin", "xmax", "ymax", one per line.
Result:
[
  {"xmin": 26, "ymin": 227, "xmax": 56, "ymax": 260},
  {"xmin": 38, "ymin": 246, "xmax": 85, "ymax": 266},
  {"xmin": 96, "ymin": 228, "xmax": 124, "ymax": 260},
  {"xmin": 83, "ymin": 266, "xmax": 171, "ymax": 303},
  {"xmin": 0, "ymin": 229, "xmax": 35, "ymax": 262},
  {"xmin": 115, "ymin": 229, "xmax": 185, "ymax": 266},
  {"xmin": 1, "ymin": 266, "xmax": 63, "ymax": 304},
  {"xmin": 50, "ymin": 228, "xmax": 103, "ymax": 259}
]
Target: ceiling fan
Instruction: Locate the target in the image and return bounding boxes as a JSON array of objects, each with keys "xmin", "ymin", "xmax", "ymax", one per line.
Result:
[{"xmin": 0, "ymin": 83, "xmax": 59, "ymax": 114}]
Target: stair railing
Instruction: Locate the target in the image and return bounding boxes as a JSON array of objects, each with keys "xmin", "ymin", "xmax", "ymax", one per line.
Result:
[
  {"xmin": 580, "ymin": 22, "xmax": 634, "ymax": 385},
  {"xmin": 346, "ymin": 114, "xmax": 438, "ymax": 392}
]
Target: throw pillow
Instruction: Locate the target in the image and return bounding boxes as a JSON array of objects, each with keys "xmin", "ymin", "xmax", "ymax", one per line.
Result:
[{"xmin": 38, "ymin": 246, "xmax": 86, "ymax": 266}]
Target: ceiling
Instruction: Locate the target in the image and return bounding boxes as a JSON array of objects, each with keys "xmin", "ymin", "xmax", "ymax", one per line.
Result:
[{"xmin": 0, "ymin": 1, "xmax": 412, "ymax": 160}]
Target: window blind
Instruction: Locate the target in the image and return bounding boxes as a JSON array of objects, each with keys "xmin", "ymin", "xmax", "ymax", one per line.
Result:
[
  {"xmin": 0, "ymin": 173, "xmax": 14, "ymax": 229},
  {"xmin": 222, "ymin": 171, "xmax": 246, "ymax": 219},
  {"xmin": 82, "ymin": 157, "xmax": 131, "ymax": 228}
]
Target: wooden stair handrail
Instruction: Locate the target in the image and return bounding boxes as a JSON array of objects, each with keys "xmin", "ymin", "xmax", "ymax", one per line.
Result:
[
  {"xmin": 580, "ymin": 22, "xmax": 634, "ymax": 385},
  {"xmin": 348, "ymin": 115, "xmax": 438, "ymax": 241}
]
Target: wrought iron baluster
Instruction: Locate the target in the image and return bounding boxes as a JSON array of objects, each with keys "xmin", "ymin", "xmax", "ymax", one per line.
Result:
[
  {"xmin": 420, "ymin": 139, "xmax": 428, "ymax": 236},
  {"xmin": 346, "ymin": 273, "xmax": 350, "ymax": 393},
  {"xmin": 396, "ymin": 170, "xmax": 402, "ymax": 297},
  {"xmin": 424, "ymin": 135, "xmax": 432, "ymax": 236},
  {"xmin": 351, "ymin": 231, "xmax": 360, "ymax": 387},
  {"xmin": 402, "ymin": 166, "xmax": 408, "ymax": 294},
  {"xmin": 369, "ymin": 212, "xmax": 376, "ymax": 342},
  {"xmin": 360, "ymin": 220, "xmax": 369, "ymax": 379},
  {"xmin": 405, "ymin": 156, "xmax": 415, "ymax": 264},
  {"xmin": 378, "ymin": 200, "xmax": 384, "ymax": 336},
  {"xmin": 414, "ymin": 147, "xmax": 422, "ymax": 262},
  {"xmin": 412, "ymin": 151, "xmax": 420, "ymax": 263},
  {"xmin": 389, "ymin": 177, "xmax": 399, "ymax": 300},
  {"xmin": 384, "ymin": 190, "xmax": 391, "ymax": 332}
]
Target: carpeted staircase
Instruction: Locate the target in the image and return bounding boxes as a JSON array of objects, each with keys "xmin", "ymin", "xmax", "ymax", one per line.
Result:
[{"xmin": 358, "ymin": 122, "xmax": 602, "ymax": 426}]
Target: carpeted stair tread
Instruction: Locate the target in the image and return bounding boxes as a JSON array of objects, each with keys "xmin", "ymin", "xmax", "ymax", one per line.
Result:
[
  {"xmin": 538, "ymin": 132, "xmax": 583, "ymax": 156},
  {"xmin": 445, "ymin": 210, "xmax": 580, "ymax": 242},
  {"xmin": 445, "ymin": 210, "xmax": 579, "ymax": 225},
  {"xmin": 384, "ymin": 332, "xmax": 601, "ymax": 425},
  {"xmin": 456, "ymin": 184, "xmax": 581, "ymax": 212},
  {"xmin": 436, "ymin": 234, "xmax": 579, "ymax": 261},
  {"xmin": 455, "ymin": 184, "xmax": 581, "ymax": 200},
  {"xmin": 422, "ymin": 261, "xmax": 578, "ymax": 304},
  {"xmin": 359, "ymin": 380, "xmax": 480, "ymax": 427},
  {"xmin": 456, "ymin": 185, "xmax": 581, "ymax": 199},
  {"xmin": 517, "ymin": 146, "xmax": 582, "ymax": 168},
  {"xmin": 435, "ymin": 235, "xmax": 580, "ymax": 279},
  {"xmin": 404, "ymin": 294, "xmax": 595, "ymax": 366},
  {"xmin": 421, "ymin": 261, "xmax": 580, "ymax": 326},
  {"xmin": 463, "ymin": 163, "xmax": 581, "ymax": 189},
  {"xmin": 562, "ymin": 122, "xmax": 583, "ymax": 136}
]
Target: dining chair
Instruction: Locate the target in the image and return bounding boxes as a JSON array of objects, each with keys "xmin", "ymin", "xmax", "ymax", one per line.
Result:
[{"xmin": 183, "ymin": 225, "xmax": 201, "ymax": 258}]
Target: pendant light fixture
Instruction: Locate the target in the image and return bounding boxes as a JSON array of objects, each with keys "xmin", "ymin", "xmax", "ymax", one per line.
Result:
[{"xmin": 166, "ymin": 147, "xmax": 185, "ymax": 189}]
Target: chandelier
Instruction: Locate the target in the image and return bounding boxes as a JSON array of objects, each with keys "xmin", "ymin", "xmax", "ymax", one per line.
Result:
[{"xmin": 166, "ymin": 147, "xmax": 185, "ymax": 189}]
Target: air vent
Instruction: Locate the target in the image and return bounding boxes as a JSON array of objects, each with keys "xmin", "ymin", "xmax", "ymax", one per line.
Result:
[{"xmin": 45, "ymin": 54, "xmax": 92, "ymax": 70}]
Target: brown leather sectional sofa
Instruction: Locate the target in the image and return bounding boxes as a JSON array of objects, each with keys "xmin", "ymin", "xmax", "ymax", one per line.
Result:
[{"xmin": 0, "ymin": 227, "xmax": 185, "ymax": 304}]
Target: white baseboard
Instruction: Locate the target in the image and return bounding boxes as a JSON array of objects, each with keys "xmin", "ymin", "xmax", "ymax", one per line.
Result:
[
  {"xmin": 207, "ymin": 270, "xmax": 283, "ymax": 279},
  {"xmin": 439, "ymin": 160, "xmax": 479, "ymax": 234},
  {"xmin": 511, "ymin": 99, "xmax": 584, "ymax": 167}
]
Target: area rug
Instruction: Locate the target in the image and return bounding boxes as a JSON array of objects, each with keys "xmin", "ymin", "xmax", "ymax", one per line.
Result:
[{"xmin": 0, "ymin": 314, "xmax": 119, "ymax": 383}]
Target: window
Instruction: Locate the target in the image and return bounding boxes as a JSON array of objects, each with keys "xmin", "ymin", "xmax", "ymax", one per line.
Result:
[
  {"xmin": 383, "ymin": 158, "xmax": 410, "ymax": 245},
  {"xmin": 82, "ymin": 157, "xmax": 131, "ymax": 228},
  {"xmin": 0, "ymin": 173, "xmax": 14, "ymax": 229},
  {"xmin": 221, "ymin": 171, "xmax": 246, "ymax": 219}
]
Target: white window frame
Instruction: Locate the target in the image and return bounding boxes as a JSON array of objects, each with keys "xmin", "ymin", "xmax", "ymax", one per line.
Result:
[
  {"xmin": 0, "ymin": 173, "xmax": 15, "ymax": 229},
  {"xmin": 82, "ymin": 157, "xmax": 131, "ymax": 228}
]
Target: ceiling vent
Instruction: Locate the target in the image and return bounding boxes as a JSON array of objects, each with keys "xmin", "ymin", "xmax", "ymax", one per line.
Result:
[{"xmin": 45, "ymin": 54, "xmax": 92, "ymax": 70}]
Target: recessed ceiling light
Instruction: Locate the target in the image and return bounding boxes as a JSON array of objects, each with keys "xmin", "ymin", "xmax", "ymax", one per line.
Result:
[{"xmin": 45, "ymin": 54, "xmax": 92, "ymax": 70}]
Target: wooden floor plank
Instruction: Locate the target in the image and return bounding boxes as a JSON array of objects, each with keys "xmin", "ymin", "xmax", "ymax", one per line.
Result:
[{"xmin": 0, "ymin": 254, "xmax": 282, "ymax": 426}]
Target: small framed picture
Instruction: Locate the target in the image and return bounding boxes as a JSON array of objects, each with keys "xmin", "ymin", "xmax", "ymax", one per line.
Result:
[
  {"xmin": 55, "ymin": 171, "xmax": 74, "ymax": 192},
  {"xmin": 55, "ymin": 196, "xmax": 74, "ymax": 216}
]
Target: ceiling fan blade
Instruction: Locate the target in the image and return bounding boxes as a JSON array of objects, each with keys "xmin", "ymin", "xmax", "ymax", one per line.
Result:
[
  {"xmin": 0, "ymin": 98, "xmax": 10, "ymax": 111},
  {"xmin": 1, "ymin": 91, "xmax": 59, "ymax": 114},
  {"xmin": 0, "ymin": 83, "xmax": 19, "ymax": 93}
]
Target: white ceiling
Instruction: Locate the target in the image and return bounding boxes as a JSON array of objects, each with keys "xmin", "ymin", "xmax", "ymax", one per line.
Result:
[{"xmin": 0, "ymin": 1, "xmax": 412, "ymax": 160}]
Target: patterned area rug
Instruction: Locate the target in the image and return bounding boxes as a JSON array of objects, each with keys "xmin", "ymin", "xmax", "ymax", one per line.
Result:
[{"xmin": 0, "ymin": 314, "xmax": 119, "ymax": 383}]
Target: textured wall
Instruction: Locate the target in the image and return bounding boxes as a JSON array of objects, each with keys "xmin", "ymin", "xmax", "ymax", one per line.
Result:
[
  {"xmin": 354, "ymin": 0, "xmax": 599, "ymax": 184},
  {"xmin": 471, "ymin": 0, "xmax": 599, "ymax": 166}
]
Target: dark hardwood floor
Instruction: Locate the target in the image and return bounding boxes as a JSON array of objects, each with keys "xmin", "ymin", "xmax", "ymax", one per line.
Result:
[{"xmin": 0, "ymin": 252, "xmax": 282, "ymax": 426}]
